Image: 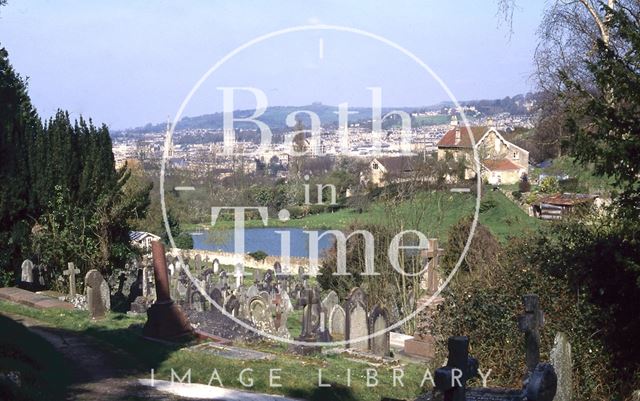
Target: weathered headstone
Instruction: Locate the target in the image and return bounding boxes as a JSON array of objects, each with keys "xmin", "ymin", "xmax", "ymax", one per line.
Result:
[
  {"xmin": 272, "ymin": 293, "xmax": 283, "ymax": 329},
  {"xmin": 63, "ymin": 262, "xmax": 81, "ymax": 298},
  {"xmin": 328, "ymin": 304, "xmax": 346, "ymax": 339},
  {"xmin": 345, "ymin": 301, "xmax": 368, "ymax": 351},
  {"xmin": 210, "ymin": 287, "xmax": 223, "ymax": 308},
  {"xmin": 20, "ymin": 259, "xmax": 34, "ymax": 289},
  {"xmin": 550, "ymin": 332, "xmax": 572, "ymax": 401},
  {"xmin": 249, "ymin": 296, "xmax": 269, "ymax": 325},
  {"xmin": 369, "ymin": 305, "xmax": 390, "ymax": 357},
  {"xmin": 321, "ymin": 290, "xmax": 340, "ymax": 320},
  {"xmin": 85, "ymin": 269, "xmax": 110, "ymax": 319},
  {"xmin": 345, "ymin": 287, "xmax": 368, "ymax": 351},
  {"xmin": 212, "ymin": 258, "xmax": 220, "ymax": 274},
  {"xmin": 298, "ymin": 287, "xmax": 321, "ymax": 341},
  {"xmin": 194, "ymin": 292, "xmax": 206, "ymax": 312},
  {"xmin": 246, "ymin": 284, "xmax": 259, "ymax": 299},
  {"xmin": 280, "ymin": 289, "xmax": 294, "ymax": 313},
  {"xmin": 224, "ymin": 294, "xmax": 240, "ymax": 316}
]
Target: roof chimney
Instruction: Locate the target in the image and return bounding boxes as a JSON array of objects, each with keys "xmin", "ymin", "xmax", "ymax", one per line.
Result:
[{"xmin": 452, "ymin": 115, "xmax": 461, "ymax": 145}]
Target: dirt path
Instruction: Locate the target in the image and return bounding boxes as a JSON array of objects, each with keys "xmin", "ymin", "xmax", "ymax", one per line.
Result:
[{"xmin": 2, "ymin": 312, "xmax": 184, "ymax": 401}]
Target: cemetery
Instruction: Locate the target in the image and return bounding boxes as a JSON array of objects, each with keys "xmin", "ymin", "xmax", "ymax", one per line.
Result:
[{"xmin": 0, "ymin": 235, "xmax": 576, "ymax": 401}]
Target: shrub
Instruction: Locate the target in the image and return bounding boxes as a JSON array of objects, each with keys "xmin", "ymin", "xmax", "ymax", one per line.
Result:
[
  {"xmin": 539, "ymin": 176, "xmax": 560, "ymax": 193},
  {"xmin": 511, "ymin": 190, "xmax": 522, "ymax": 201},
  {"xmin": 519, "ymin": 173, "xmax": 531, "ymax": 192},
  {"xmin": 248, "ymin": 250, "xmax": 268, "ymax": 261},
  {"xmin": 430, "ymin": 216, "xmax": 640, "ymax": 400}
]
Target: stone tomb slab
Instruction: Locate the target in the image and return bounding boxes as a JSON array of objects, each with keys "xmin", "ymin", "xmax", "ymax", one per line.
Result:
[
  {"xmin": 185, "ymin": 342, "xmax": 276, "ymax": 361},
  {"xmin": 0, "ymin": 287, "xmax": 74, "ymax": 310}
]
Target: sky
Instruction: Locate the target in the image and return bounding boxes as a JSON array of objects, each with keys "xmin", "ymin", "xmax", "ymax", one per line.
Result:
[{"xmin": 0, "ymin": 0, "xmax": 547, "ymax": 130}]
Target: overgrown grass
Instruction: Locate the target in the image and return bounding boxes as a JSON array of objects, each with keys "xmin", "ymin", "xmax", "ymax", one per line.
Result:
[
  {"xmin": 0, "ymin": 301, "xmax": 433, "ymax": 401},
  {"xmin": 190, "ymin": 189, "xmax": 539, "ymax": 244},
  {"xmin": 531, "ymin": 155, "xmax": 615, "ymax": 194}
]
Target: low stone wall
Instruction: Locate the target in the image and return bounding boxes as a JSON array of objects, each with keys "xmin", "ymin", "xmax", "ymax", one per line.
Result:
[{"xmin": 167, "ymin": 248, "xmax": 310, "ymax": 271}]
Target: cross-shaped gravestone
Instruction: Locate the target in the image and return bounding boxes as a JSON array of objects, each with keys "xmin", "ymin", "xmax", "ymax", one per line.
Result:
[
  {"xmin": 272, "ymin": 293, "xmax": 282, "ymax": 329},
  {"xmin": 298, "ymin": 288, "xmax": 319, "ymax": 341},
  {"xmin": 233, "ymin": 264, "xmax": 250, "ymax": 289},
  {"xmin": 434, "ymin": 336, "xmax": 479, "ymax": 401},
  {"xmin": 63, "ymin": 262, "xmax": 81, "ymax": 298},
  {"xmin": 518, "ymin": 294, "xmax": 545, "ymax": 375}
]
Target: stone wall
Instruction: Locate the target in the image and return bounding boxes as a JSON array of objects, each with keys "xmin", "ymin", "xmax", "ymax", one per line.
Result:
[{"xmin": 167, "ymin": 248, "xmax": 310, "ymax": 271}]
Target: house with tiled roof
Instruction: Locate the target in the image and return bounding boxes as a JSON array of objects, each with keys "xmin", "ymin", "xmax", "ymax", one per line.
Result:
[
  {"xmin": 436, "ymin": 117, "xmax": 529, "ymax": 185},
  {"xmin": 369, "ymin": 156, "xmax": 414, "ymax": 186}
]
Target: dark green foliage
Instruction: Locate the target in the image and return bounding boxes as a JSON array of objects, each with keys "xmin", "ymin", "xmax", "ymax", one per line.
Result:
[
  {"xmin": 0, "ymin": 47, "xmax": 151, "ymax": 280},
  {"xmin": 563, "ymin": 7, "xmax": 640, "ymax": 220},
  {"xmin": 432, "ymin": 215, "xmax": 640, "ymax": 400},
  {"xmin": 159, "ymin": 209, "xmax": 193, "ymax": 249},
  {"xmin": 248, "ymin": 250, "xmax": 268, "ymax": 261},
  {"xmin": 518, "ymin": 173, "xmax": 531, "ymax": 193}
]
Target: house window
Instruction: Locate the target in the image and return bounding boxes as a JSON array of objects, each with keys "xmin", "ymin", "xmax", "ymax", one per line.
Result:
[
  {"xmin": 373, "ymin": 162, "xmax": 378, "ymax": 170},
  {"xmin": 513, "ymin": 152, "xmax": 519, "ymax": 160}
]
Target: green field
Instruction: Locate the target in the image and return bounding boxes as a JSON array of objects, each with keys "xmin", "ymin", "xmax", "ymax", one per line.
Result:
[{"xmin": 191, "ymin": 188, "xmax": 539, "ymax": 243}]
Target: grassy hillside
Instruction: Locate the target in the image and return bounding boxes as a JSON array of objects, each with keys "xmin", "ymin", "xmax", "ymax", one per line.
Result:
[{"xmin": 202, "ymin": 188, "xmax": 539, "ymax": 243}]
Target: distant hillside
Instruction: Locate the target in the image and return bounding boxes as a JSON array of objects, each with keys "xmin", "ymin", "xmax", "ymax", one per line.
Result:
[
  {"xmin": 119, "ymin": 103, "xmax": 417, "ymax": 135},
  {"xmin": 116, "ymin": 94, "xmax": 536, "ymax": 135}
]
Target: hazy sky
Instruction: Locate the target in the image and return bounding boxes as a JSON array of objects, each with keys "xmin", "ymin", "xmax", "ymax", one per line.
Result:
[{"xmin": 0, "ymin": 1, "xmax": 546, "ymax": 130}]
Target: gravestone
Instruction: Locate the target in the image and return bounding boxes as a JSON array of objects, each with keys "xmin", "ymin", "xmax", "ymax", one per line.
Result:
[
  {"xmin": 418, "ymin": 294, "xmax": 557, "ymax": 401},
  {"xmin": 345, "ymin": 287, "xmax": 368, "ymax": 351},
  {"xmin": 425, "ymin": 336, "xmax": 557, "ymax": 401},
  {"xmin": 246, "ymin": 284, "xmax": 259, "ymax": 299},
  {"xmin": 225, "ymin": 294, "xmax": 240, "ymax": 316},
  {"xmin": 194, "ymin": 254, "xmax": 203, "ymax": 273},
  {"xmin": 210, "ymin": 287, "xmax": 224, "ymax": 308},
  {"xmin": 369, "ymin": 305, "xmax": 391, "ymax": 357},
  {"xmin": 248, "ymin": 296, "xmax": 269, "ymax": 325},
  {"xmin": 264, "ymin": 269, "xmax": 275, "ymax": 292},
  {"xmin": 63, "ymin": 262, "xmax": 81, "ymax": 298},
  {"xmin": 434, "ymin": 336, "xmax": 479, "ymax": 401},
  {"xmin": 321, "ymin": 290, "xmax": 340, "ymax": 320},
  {"xmin": 189, "ymin": 290, "xmax": 204, "ymax": 312},
  {"xmin": 550, "ymin": 332, "xmax": 572, "ymax": 401},
  {"xmin": 212, "ymin": 259, "xmax": 220, "ymax": 274},
  {"xmin": 345, "ymin": 301, "xmax": 368, "ymax": 351},
  {"xmin": 85, "ymin": 270, "xmax": 110, "ymax": 319},
  {"xmin": 219, "ymin": 270, "xmax": 229, "ymax": 290},
  {"xmin": 234, "ymin": 264, "xmax": 247, "ymax": 289},
  {"xmin": 280, "ymin": 289, "xmax": 294, "ymax": 313},
  {"xmin": 518, "ymin": 294, "xmax": 544, "ymax": 375},
  {"xmin": 36, "ymin": 263, "xmax": 49, "ymax": 288},
  {"xmin": 259, "ymin": 290, "xmax": 271, "ymax": 304},
  {"xmin": 20, "ymin": 259, "xmax": 34, "ymax": 289},
  {"xmin": 273, "ymin": 262, "xmax": 282, "ymax": 274},
  {"xmin": 298, "ymin": 287, "xmax": 321, "ymax": 341},
  {"xmin": 328, "ymin": 304, "xmax": 346, "ymax": 339},
  {"xmin": 272, "ymin": 293, "xmax": 283, "ymax": 329},
  {"xmin": 347, "ymin": 287, "xmax": 367, "ymax": 307}
]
